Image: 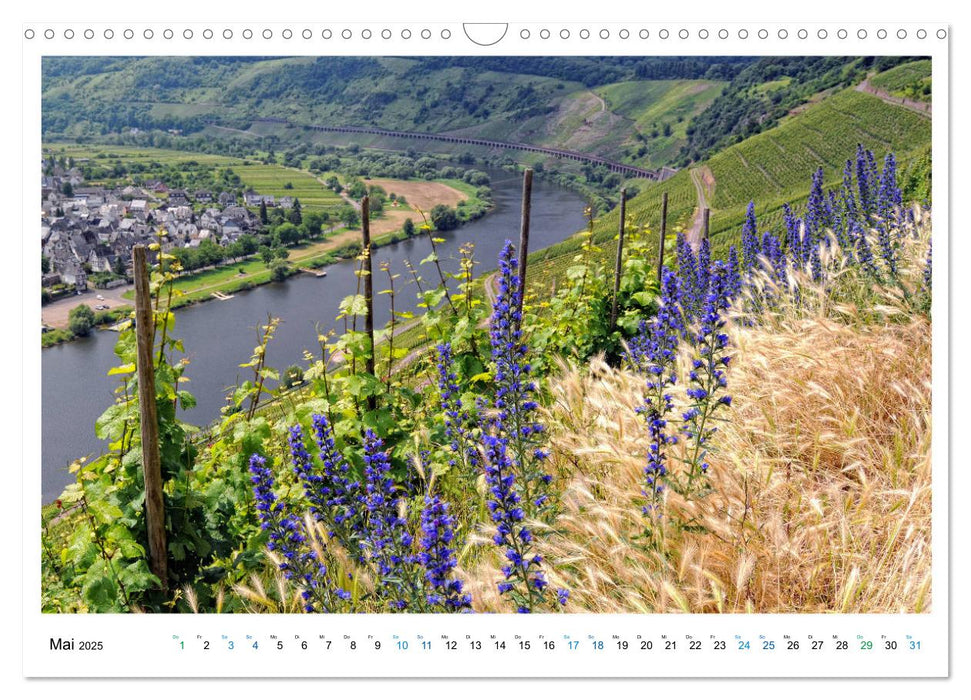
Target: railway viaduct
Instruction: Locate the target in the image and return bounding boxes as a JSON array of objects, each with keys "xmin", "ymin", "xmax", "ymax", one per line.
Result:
[{"xmin": 252, "ymin": 118, "xmax": 676, "ymax": 182}]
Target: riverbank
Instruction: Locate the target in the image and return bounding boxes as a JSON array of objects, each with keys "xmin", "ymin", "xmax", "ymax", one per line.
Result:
[{"xmin": 41, "ymin": 171, "xmax": 586, "ymax": 502}]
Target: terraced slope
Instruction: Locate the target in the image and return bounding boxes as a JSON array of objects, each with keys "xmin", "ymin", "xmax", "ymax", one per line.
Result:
[{"xmin": 525, "ymin": 82, "xmax": 931, "ymax": 292}]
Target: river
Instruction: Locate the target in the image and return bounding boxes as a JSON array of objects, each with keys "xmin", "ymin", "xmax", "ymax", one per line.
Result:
[{"xmin": 40, "ymin": 172, "xmax": 588, "ymax": 502}]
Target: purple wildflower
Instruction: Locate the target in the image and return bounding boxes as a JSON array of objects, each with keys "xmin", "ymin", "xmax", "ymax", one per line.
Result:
[
  {"xmin": 681, "ymin": 262, "xmax": 733, "ymax": 485},
  {"xmin": 361, "ymin": 429, "xmax": 414, "ymax": 609},
  {"xmin": 417, "ymin": 495, "xmax": 472, "ymax": 611},
  {"xmin": 249, "ymin": 454, "xmax": 345, "ymax": 612},
  {"xmin": 481, "ymin": 433, "xmax": 551, "ymax": 613},
  {"xmin": 741, "ymin": 201, "xmax": 761, "ymax": 272},
  {"xmin": 489, "ymin": 240, "xmax": 550, "ymax": 517}
]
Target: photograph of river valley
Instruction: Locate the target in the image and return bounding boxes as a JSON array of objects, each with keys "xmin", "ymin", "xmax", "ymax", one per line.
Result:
[{"xmin": 39, "ymin": 55, "xmax": 934, "ymax": 615}]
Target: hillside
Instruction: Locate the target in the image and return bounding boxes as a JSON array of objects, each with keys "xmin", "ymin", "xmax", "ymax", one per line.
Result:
[
  {"xmin": 676, "ymin": 55, "xmax": 921, "ymax": 163},
  {"xmin": 526, "ymin": 77, "xmax": 931, "ymax": 294},
  {"xmin": 595, "ymin": 79, "xmax": 726, "ymax": 168},
  {"xmin": 868, "ymin": 59, "xmax": 932, "ymax": 103},
  {"xmin": 42, "ymin": 136, "xmax": 932, "ymax": 614},
  {"xmin": 42, "ymin": 56, "xmax": 747, "ymax": 167}
]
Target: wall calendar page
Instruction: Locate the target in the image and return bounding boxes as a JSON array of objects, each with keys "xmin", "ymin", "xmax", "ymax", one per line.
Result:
[{"xmin": 12, "ymin": 1, "xmax": 961, "ymax": 694}]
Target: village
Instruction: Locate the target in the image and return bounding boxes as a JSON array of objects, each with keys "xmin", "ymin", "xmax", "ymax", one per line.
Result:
[{"xmin": 40, "ymin": 159, "xmax": 285, "ymax": 303}]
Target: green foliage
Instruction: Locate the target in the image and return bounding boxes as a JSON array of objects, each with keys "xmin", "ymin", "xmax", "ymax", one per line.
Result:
[
  {"xmin": 271, "ymin": 263, "xmax": 290, "ymax": 283},
  {"xmin": 47, "ymin": 237, "xmax": 225, "ymax": 611},
  {"xmin": 430, "ymin": 204, "xmax": 459, "ymax": 232},
  {"xmin": 68, "ymin": 304, "xmax": 95, "ymax": 336},
  {"xmin": 274, "ymin": 222, "xmax": 301, "ymax": 246},
  {"xmin": 338, "ymin": 205, "xmax": 360, "ymax": 229},
  {"xmin": 679, "ymin": 56, "xmax": 911, "ymax": 163},
  {"xmin": 869, "ymin": 60, "xmax": 932, "ymax": 102},
  {"xmin": 282, "ymin": 364, "xmax": 305, "ymax": 389}
]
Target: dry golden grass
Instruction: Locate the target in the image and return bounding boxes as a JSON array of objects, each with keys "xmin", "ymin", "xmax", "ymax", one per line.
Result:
[
  {"xmin": 223, "ymin": 212, "xmax": 932, "ymax": 615},
  {"xmin": 466, "ymin": 218, "xmax": 933, "ymax": 614}
]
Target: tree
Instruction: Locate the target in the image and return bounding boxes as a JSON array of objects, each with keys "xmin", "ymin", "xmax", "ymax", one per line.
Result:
[
  {"xmin": 61, "ymin": 182, "xmax": 74, "ymax": 197},
  {"xmin": 113, "ymin": 255, "xmax": 126, "ymax": 276},
  {"xmin": 259, "ymin": 246, "xmax": 275, "ymax": 267},
  {"xmin": 238, "ymin": 234, "xmax": 259, "ymax": 256},
  {"xmin": 42, "ymin": 255, "xmax": 50, "ymax": 274},
  {"xmin": 259, "ymin": 200, "xmax": 268, "ymax": 225},
  {"xmin": 226, "ymin": 241, "xmax": 245, "ymax": 262},
  {"xmin": 275, "ymin": 222, "xmax": 301, "ymax": 246},
  {"xmin": 271, "ymin": 263, "xmax": 290, "ymax": 282},
  {"xmin": 68, "ymin": 304, "xmax": 95, "ymax": 337},
  {"xmin": 301, "ymin": 212, "xmax": 325, "ymax": 240},
  {"xmin": 339, "ymin": 205, "xmax": 360, "ymax": 229},
  {"xmin": 346, "ymin": 179, "xmax": 368, "ymax": 200},
  {"xmin": 430, "ymin": 204, "xmax": 460, "ymax": 232},
  {"xmin": 402, "ymin": 218, "xmax": 416, "ymax": 237}
]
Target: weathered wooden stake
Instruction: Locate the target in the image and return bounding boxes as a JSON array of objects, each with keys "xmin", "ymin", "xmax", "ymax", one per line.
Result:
[
  {"xmin": 703, "ymin": 207, "xmax": 710, "ymax": 241},
  {"xmin": 516, "ymin": 168, "xmax": 533, "ymax": 318},
  {"xmin": 610, "ymin": 188, "xmax": 627, "ymax": 330},
  {"xmin": 361, "ymin": 196, "xmax": 376, "ymax": 413},
  {"xmin": 132, "ymin": 245, "xmax": 168, "ymax": 591},
  {"xmin": 656, "ymin": 192, "xmax": 669, "ymax": 286}
]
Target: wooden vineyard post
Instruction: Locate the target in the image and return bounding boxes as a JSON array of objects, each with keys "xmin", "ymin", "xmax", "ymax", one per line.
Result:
[
  {"xmin": 361, "ymin": 196, "xmax": 377, "ymax": 413},
  {"xmin": 703, "ymin": 207, "xmax": 710, "ymax": 241},
  {"xmin": 610, "ymin": 187, "xmax": 627, "ymax": 331},
  {"xmin": 656, "ymin": 192, "xmax": 669, "ymax": 286},
  {"xmin": 132, "ymin": 245, "xmax": 168, "ymax": 591},
  {"xmin": 516, "ymin": 168, "xmax": 533, "ymax": 321}
]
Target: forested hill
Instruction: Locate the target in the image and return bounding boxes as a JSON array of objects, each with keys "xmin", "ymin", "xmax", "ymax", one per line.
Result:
[
  {"xmin": 42, "ymin": 56, "xmax": 746, "ymax": 138},
  {"xmin": 43, "ymin": 56, "xmax": 928, "ymax": 171}
]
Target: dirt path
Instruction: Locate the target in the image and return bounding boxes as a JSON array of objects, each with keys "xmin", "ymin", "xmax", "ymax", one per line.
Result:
[
  {"xmin": 686, "ymin": 166, "xmax": 715, "ymax": 248},
  {"xmin": 855, "ymin": 78, "xmax": 931, "ymax": 117}
]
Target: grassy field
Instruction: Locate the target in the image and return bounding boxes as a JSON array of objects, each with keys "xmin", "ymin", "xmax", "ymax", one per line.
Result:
[
  {"xmin": 233, "ymin": 164, "xmax": 343, "ymax": 212},
  {"xmin": 869, "ymin": 59, "xmax": 932, "ymax": 101},
  {"xmin": 46, "ymin": 143, "xmax": 244, "ymax": 167},
  {"xmin": 44, "ymin": 144, "xmax": 344, "ymax": 213}
]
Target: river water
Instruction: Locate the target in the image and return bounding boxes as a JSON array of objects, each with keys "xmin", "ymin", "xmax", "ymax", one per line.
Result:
[{"xmin": 40, "ymin": 173, "xmax": 587, "ymax": 502}]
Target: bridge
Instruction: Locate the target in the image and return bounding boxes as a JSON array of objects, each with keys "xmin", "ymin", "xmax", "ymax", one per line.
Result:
[{"xmin": 252, "ymin": 118, "xmax": 676, "ymax": 182}]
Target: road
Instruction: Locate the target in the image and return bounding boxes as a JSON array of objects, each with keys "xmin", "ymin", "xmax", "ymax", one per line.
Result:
[
  {"xmin": 686, "ymin": 166, "xmax": 715, "ymax": 248},
  {"xmin": 855, "ymin": 78, "xmax": 931, "ymax": 117}
]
